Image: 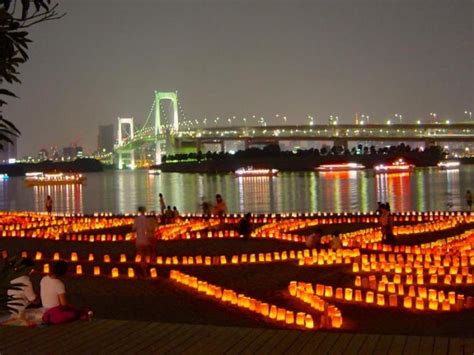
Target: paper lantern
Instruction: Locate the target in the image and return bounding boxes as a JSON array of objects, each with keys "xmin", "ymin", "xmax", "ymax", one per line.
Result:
[
  {"xmin": 365, "ymin": 291, "xmax": 374, "ymax": 304},
  {"xmin": 111, "ymin": 267, "xmax": 119, "ymax": 278},
  {"xmin": 94, "ymin": 266, "xmax": 100, "ymax": 276},
  {"xmin": 43, "ymin": 263, "xmax": 50, "ymax": 273},
  {"xmin": 76, "ymin": 265, "xmax": 82, "ymax": 275},
  {"xmin": 344, "ymin": 288, "xmax": 353, "ymax": 301},
  {"xmin": 415, "ymin": 297, "xmax": 424, "ymax": 310},
  {"xmin": 128, "ymin": 268, "xmax": 135, "ymax": 278},
  {"xmin": 305, "ymin": 314, "xmax": 314, "ymax": 329},
  {"xmin": 269, "ymin": 305, "xmax": 277, "ymax": 319},
  {"xmin": 403, "ymin": 296, "xmax": 412, "ymax": 309},
  {"xmin": 285, "ymin": 311, "xmax": 294, "ymax": 324},
  {"xmin": 71, "ymin": 252, "xmax": 78, "ymax": 262},
  {"xmin": 296, "ymin": 312, "xmax": 305, "ymax": 326}
]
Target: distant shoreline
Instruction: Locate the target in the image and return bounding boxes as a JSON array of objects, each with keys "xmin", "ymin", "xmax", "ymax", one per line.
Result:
[{"xmin": 0, "ymin": 158, "xmax": 103, "ymax": 176}]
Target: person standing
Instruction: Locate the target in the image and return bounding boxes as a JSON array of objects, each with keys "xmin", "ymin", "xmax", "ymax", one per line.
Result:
[
  {"xmin": 45, "ymin": 195, "xmax": 53, "ymax": 214},
  {"xmin": 466, "ymin": 190, "xmax": 472, "ymax": 211},
  {"xmin": 237, "ymin": 213, "xmax": 252, "ymax": 239},
  {"xmin": 159, "ymin": 193, "xmax": 166, "ymax": 215},
  {"xmin": 212, "ymin": 194, "xmax": 228, "ymax": 217},
  {"xmin": 133, "ymin": 206, "xmax": 154, "ymax": 276}
]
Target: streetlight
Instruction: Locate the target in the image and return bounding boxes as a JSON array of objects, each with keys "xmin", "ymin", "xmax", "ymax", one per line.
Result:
[
  {"xmin": 465, "ymin": 111, "xmax": 472, "ymax": 120},
  {"xmin": 386, "ymin": 120, "xmax": 392, "ymax": 125},
  {"xmin": 394, "ymin": 114, "xmax": 402, "ymax": 124},
  {"xmin": 430, "ymin": 112, "xmax": 437, "ymax": 123}
]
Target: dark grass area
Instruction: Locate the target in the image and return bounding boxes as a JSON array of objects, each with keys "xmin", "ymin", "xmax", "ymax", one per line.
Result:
[{"xmin": 1, "ymin": 226, "xmax": 473, "ymax": 337}]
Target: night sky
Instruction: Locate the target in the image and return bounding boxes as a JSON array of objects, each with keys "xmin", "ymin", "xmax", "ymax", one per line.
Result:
[{"xmin": 4, "ymin": 0, "xmax": 473, "ymax": 156}]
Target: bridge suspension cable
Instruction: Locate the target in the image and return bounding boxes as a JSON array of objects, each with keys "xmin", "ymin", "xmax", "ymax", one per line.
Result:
[{"xmin": 135, "ymin": 99, "xmax": 156, "ymax": 135}]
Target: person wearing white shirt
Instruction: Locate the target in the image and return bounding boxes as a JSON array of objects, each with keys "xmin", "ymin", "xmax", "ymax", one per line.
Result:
[{"xmin": 40, "ymin": 260, "xmax": 67, "ymax": 309}]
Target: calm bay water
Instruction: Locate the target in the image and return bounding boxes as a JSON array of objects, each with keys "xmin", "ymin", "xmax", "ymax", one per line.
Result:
[{"xmin": 0, "ymin": 166, "xmax": 473, "ymax": 214}]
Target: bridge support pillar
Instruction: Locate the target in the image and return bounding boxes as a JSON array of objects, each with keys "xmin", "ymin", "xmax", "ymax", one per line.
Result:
[
  {"xmin": 117, "ymin": 150, "xmax": 135, "ymax": 169},
  {"xmin": 220, "ymin": 140, "xmax": 225, "ymax": 153}
]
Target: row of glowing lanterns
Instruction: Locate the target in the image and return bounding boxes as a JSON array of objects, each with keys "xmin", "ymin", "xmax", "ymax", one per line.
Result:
[
  {"xmin": 170, "ymin": 270, "xmax": 336, "ymax": 329},
  {"xmin": 1, "ymin": 210, "xmax": 471, "ymax": 221},
  {"xmin": 289, "ymin": 281, "xmax": 471, "ymax": 312},
  {"xmin": 0, "ymin": 213, "xmax": 471, "ymax": 245}
]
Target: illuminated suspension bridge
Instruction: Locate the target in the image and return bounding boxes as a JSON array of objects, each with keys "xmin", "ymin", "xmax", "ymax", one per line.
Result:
[{"xmin": 114, "ymin": 91, "xmax": 474, "ymax": 169}]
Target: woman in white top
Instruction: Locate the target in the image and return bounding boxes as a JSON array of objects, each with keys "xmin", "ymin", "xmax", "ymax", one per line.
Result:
[
  {"xmin": 40, "ymin": 260, "xmax": 67, "ymax": 309},
  {"xmin": 40, "ymin": 261, "xmax": 91, "ymax": 324}
]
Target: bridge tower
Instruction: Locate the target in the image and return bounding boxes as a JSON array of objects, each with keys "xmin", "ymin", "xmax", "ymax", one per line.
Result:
[
  {"xmin": 116, "ymin": 117, "xmax": 135, "ymax": 169},
  {"xmin": 154, "ymin": 91, "xmax": 179, "ymax": 164}
]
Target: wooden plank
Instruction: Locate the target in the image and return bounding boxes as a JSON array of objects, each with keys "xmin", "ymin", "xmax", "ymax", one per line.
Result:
[
  {"xmin": 418, "ymin": 336, "xmax": 435, "ymax": 355},
  {"xmin": 357, "ymin": 334, "xmax": 380, "ymax": 354},
  {"xmin": 463, "ymin": 338, "xmax": 474, "ymax": 355},
  {"xmin": 373, "ymin": 334, "xmax": 394, "ymax": 354},
  {"xmin": 279, "ymin": 332, "xmax": 316, "ymax": 354},
  {"xmin": 265, "ymin": 329, "xmax": 304, "ymax": 354},
  {"xmin": 34, "ymin": 319, "xmax": 127, "ymax": 353},
  {"xmin": 312, "ymin": 332, "xmax": 341, "ymax": 354},
  {"xmin": 140, "ymin": 323, "xmax": 201, "ymax": 353},
  {"xmin": 432, "ymin": 337, "xmax": 449, "ymax": 355},
  {"xmin": 111, "ymin": 322, "xmax": 176, "ymax": 354},
  {"xmin": 164, "ymin": 325, "xmax": 216, "ymax": 353},
  {"xmin": 222, "ymin": 327, "xmax": 267, "ymax": 354},
  {"xmin": 402, "ymin": 336, "xmax": 421, "ymax": 355},
  {"xmin": 179, "ymin": 324, "xmax": 235, "ymax": 354},
  {"xmin": 387, "ymin": 335, "xmax": 407, "ymax": 355},
  {"xmin": 240, "ymin": 328, "xmax": 282, "ymax": 354},
  {"xmin": 123, "ymin": 322, "xmax": 184, "ymax": 354},
  {"xmin": 74, "ymin": 319, "xmax": 153, "ymax": 353},
  {"xmin": 448, "ymin": 338, "xmax": 463, "ymax": 355},
  {"xmin": 1, "ymin": 320, "xmax": 105, "ymax": 351},
  {"xmin": 342, "ymin": 333, "xmax": 367, "ymax": 355},
  {"xmin": 197, "ymin": 326, "xmax": 254, "ymax": 354},
  {"xmin": 297, "ymin": 332, "xmax": 328, "ymax": 354},
  {"xmin": 328, "ymin": 332, "xmax": 354, "ymax": 354}
]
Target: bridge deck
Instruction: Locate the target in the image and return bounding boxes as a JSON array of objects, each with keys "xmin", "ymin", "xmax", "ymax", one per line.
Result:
[{"xmin": 1, "ymin": 319, "xmax": 473, "ymax": 354}]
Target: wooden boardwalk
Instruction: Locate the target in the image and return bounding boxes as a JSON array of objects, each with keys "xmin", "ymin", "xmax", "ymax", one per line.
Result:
[{"xmin": 0, "ymin": 319, "xmax": 473, "ymax": 354}]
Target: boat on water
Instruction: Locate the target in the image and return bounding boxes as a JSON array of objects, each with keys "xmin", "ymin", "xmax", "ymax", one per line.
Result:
[
  {"xmin": 25, "ymin": 172, "xmax": 86, "ymax": 186},
  {"xmin": 437, "ymin": 160, "xmax": 461, "ymax": 170},
  {"xmin": 316, "ymin": 163, "xmax": 365, "ymax": 171},
  {"xmin": 374, "ymin": 159, "xmax": 414, "ymax": 173},
  {"xmin": 234, "ymin": 167, "xmax": 279, "ymax": 177},
  {"xmin": 148, "ymin": 169, "xmax": 161, "ymax": 175}
]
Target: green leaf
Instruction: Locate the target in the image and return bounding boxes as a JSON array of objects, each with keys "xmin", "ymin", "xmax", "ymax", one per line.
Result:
[{"xmin": 0, "ymin": 89, "xmax": 18, "ymax": 98}]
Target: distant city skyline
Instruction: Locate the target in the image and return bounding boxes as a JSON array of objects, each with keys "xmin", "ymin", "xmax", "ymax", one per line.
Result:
[{"xmin": 4, "ymin": 0, "xmax": 472, "ymax": 156}]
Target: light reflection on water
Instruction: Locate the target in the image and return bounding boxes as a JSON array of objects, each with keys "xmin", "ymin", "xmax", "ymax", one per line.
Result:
[{"xmin": 0, "ymin": 166, "xmax": 472, "ymax": 214}]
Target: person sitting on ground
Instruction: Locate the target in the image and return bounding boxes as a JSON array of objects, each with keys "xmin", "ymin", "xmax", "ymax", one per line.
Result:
[
  {"xmin": 8, "ymin": 257, "xmax": 39, "ymax": 320},
  {"xmin": 330, "ymin": 231, "xmax": 342, "ymax": 250},
  {"xmin": 305, "ymin": 228, "xmax": 323, "ymax": 249},
  {"xmin": 237, "ymin": 213, "xmax": 252, "ymax": 239},
  {"xmin": 41, "ymin": 260, "xmax": 91, "ymax": 324}
]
